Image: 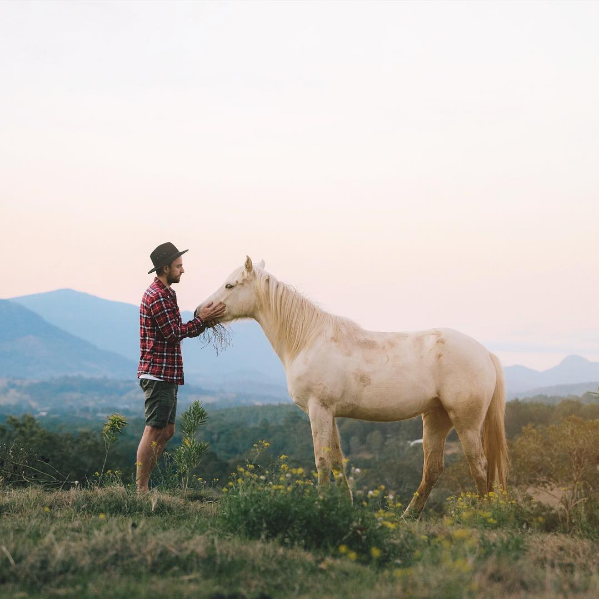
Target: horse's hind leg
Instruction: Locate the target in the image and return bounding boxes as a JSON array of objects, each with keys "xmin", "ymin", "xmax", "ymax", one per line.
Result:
[
  {"xmin": 308, "ymin": 400, "xmax": 334, "ymax": 487},
  {"xmin": 451, "ymin": 414, "xmax": 489, "ymax": 496},
  {"xmin": 331, "ymin": 420, "xmax": 352, "ymax": 500},
  {"xmin": 403, "ymin": 407, "xmax": 453, "ymax": 519}
]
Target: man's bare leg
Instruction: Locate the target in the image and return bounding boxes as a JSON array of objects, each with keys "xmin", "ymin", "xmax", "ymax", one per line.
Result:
[{"xmin": 136, "ymin": 423, "xmax": 175, "ymax": 492}]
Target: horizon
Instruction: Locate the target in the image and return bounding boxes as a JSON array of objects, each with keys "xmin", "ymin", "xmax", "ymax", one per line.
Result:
[{"xmin": 4, "ymin": 285, "xmax": 599, "ymax": 372}]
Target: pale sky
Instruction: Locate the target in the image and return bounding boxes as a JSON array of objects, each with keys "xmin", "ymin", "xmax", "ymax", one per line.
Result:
[{"xmin": 1, "ymin": 1, "xmax": 598, "ymax": 369}]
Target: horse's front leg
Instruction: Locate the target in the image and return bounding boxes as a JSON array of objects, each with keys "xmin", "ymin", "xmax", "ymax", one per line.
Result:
[
  {"xmin": 308, "ymin": 400, "xmax": 334, "ymax": 488},
  {"xmin": 331, "ymin": 420, "xmax": 353, "ymax": 501}
]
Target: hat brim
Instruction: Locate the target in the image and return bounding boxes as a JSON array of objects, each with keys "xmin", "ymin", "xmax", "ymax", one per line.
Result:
[{"xmin": 148, "ymin": 249, "xmax": 189, "ymax": 274}]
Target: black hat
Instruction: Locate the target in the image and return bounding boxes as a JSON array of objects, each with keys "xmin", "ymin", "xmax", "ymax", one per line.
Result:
[{"xmin": 148, "ymin": 242, "xmax": 188, "ymax": 274}]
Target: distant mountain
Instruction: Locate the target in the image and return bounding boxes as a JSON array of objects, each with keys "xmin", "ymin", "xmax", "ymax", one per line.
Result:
[
  {"xmin": 8, "ymin": 289, "xmax": 599, "ymax": 400},
  {"xmin": 516, "ymin": 382, "xmax": 599, "ymax": 400},
  {"xmin": 0, "ymin": 300, "xmax": 136, "ymax": 379},
  {"xmin": 505, "ymin": 355, "xmax": 599, "ymax": 399},
  {"xmin": 10, "ymin": 288, "xmax": 287, "ymax": 393},
  {"xmin": 12, "ymin": 289, "xmax": 140, "ymax": 361}
]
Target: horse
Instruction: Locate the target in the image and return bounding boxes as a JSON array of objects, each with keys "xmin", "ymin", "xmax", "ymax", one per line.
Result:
[{"xmin": 195, "ymin": 257, "xmax": 508, "ymax": 517}]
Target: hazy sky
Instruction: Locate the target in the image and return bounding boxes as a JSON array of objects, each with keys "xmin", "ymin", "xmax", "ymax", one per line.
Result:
[{"xmin": 1, "ymin": 1, "xmax": 598, "ymax": 369}]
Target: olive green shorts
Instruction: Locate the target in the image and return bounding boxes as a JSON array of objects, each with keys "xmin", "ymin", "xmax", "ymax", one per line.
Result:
[{"xmin": 139, "ymin": 379, "xmax": 178, "ymax": 428}]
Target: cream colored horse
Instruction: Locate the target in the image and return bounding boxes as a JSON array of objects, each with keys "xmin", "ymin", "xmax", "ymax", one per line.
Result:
[{"xmin": 196, "ymin": 257, "xmax": 508, "ymax": 517}]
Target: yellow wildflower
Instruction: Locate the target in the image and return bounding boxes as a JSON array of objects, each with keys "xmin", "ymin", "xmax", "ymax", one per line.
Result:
[{"xmin": 454, "ymin": 558, "xmax": 472, "ymax": 573}]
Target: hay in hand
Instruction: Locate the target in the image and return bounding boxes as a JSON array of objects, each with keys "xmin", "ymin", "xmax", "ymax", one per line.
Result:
[{"xmin": 197, "ymin": 322, "xmax": 234, "ymax": 355}]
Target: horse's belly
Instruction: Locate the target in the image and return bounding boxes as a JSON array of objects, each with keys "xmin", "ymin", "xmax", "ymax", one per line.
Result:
[{"xmin": 335, "ymin": 378, "xmax": 440, "ymax": 421}]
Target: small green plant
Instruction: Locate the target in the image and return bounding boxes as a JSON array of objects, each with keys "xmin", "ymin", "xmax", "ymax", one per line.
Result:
[
  {"xmin": 172, "ymin": 401, "xmax": 210, "ymax": 494},
  {"xmin": 98, "ymin": 413, "xmax": 128, "ymax": 485}
]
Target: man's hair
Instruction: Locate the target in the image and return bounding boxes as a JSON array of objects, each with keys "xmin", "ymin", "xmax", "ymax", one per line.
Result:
[{"xmin": 155, "ymin": 263, "xmax": 170, "ymax": 277}]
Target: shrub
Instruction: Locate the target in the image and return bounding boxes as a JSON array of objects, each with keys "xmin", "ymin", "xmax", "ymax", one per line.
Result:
[
  {"xmin": 445, "ymin": 489, "xmax": 558, "ymax": 532},
  {"xmin": 217, "ymin": 446, "xmax": 417, "ymax": 565},
  {"xmin": 510, "ymin": 416, "xmax": 599, "ymax": 532}
]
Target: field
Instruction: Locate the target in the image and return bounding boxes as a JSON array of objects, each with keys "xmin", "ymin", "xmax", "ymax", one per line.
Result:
[
  {"xmin": 2, "ymin": 482, "xmax": 599, "ymax": 597},
  {"xmin": 2, "ymin": 398, "xmax": 599, "ymax": 598}
]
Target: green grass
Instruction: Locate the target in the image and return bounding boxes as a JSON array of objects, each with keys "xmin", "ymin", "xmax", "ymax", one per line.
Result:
[{"xmin": 2, "ymin": 486, "xmax": 599, "ymax": 598}]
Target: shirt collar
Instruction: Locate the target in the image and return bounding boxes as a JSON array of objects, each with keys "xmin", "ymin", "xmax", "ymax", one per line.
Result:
[{"xmin": 153, "ymin": 277, "xmax": 176, "ymax": 297}]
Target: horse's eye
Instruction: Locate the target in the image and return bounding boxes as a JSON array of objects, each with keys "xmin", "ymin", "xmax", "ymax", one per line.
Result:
[{"xmin": 225, "ymin": 284, "xmax": 234, "ymax": 289}]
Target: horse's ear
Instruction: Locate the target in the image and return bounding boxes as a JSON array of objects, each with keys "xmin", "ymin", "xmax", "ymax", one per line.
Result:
[
  {"xmin": 245, "ymin": 256, "xmax": 253, "ymax": 273},
  {"xmin": 257, "ymin": 259, "xmax": 265, "ymax": 269}
]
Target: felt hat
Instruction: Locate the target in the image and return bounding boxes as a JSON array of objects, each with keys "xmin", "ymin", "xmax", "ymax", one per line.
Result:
[{"xmin": 148, "ymin": 242, "xmax": 188, "ymax": 274}]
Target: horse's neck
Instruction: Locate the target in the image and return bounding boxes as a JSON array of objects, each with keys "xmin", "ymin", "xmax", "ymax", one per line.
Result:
[
  {"xmin": 254, "ymin": 280, "xmax": 329, "ymax": 366},
  {"xmin": 254, "ymin": 311, "xmax": 291, "ymax": 365}
]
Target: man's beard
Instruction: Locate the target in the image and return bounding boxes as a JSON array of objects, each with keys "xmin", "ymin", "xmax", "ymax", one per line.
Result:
[{"xmin": 167, "ymin": 274, "xmax": 181, "ymax": 284}]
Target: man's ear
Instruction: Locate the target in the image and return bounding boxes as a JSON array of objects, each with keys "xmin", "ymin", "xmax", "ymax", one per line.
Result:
[
  {"xmin": 245, "ymin": 255, "xmax": 253, "ymax": 273},
  {"xmin": 257, "ymin": 259, "xmax": 265, "ymax": 269}
]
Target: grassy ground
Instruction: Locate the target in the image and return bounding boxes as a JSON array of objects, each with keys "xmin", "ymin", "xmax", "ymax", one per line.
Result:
[{"xmin": 2, "ymin": 487, "xmax": 599, "ymax": 598}]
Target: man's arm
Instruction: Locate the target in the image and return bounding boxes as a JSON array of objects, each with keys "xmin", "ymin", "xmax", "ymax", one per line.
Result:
[{"xmin": 149, "ymin": 296, "xmax": 205, "ymax": 342}]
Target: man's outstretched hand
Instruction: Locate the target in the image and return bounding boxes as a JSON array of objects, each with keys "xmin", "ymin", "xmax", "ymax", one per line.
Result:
[{"xmin": 198, "ymin": 301, "xmax": 226, "ymax": 325}]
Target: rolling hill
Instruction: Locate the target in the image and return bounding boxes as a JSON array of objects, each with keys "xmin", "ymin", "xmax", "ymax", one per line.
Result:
[
  {"xmin": 10, "ymin": 288, "xmax": 287, "ymax": 392},
  {"xmin": 7, "ymin": 289, "xmax": 599, "ymax": 400},
  {"xmin": 0, "ymin": 300, "xmax": 136, "ymax": 379}
]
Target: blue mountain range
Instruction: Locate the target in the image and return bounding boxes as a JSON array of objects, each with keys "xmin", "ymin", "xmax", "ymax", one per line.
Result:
[
  {"xmin": 3, "ymin": 289, "xmax": 599, "ymax": 399},
  {"xmin": 8, "ymin": 289, "xmax": 287, "ymax": 393},
  {"xmin": 0, "ymin": 299, "xmax": 135, "ymax": 379}
]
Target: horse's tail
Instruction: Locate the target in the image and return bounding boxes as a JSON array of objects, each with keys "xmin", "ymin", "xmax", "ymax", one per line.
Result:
[{"xmin": 483, "ymin": 353, "xmax": 509, "ymax": 492}]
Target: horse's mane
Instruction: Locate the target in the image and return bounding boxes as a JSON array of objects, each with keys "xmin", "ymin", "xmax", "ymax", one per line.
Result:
[{"xmin": 255, "ymin": 270, "xmax": 361, "ymax": 361}]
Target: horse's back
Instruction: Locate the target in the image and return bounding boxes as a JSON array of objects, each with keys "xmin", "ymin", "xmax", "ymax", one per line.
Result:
[{"xmin": 288, "ymin": 325, "xmax": 497, "ymax": 421}]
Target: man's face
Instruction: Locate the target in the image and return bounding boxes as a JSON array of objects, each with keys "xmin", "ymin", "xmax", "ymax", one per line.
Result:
[{"xmin": 165, "ymin": 257, "xmax": 184, "ymax": 284}]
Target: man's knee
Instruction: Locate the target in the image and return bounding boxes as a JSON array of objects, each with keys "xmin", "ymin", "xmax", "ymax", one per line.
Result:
[
  {"xmin": 145, "ymin": 425, "xmax": 164, "ymax": 438},
  {"xmin": 165, "ymin": 424, "xmax": 175, "ymax": 440},
  {"xmin": 143, "ymin": 424, "xmax": 174, "ymax": 444}
]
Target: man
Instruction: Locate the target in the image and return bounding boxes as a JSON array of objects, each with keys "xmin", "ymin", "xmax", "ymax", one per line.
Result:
[{"xmin": 136, "ymin": 242, "xmax": 225, "ymax": 493}]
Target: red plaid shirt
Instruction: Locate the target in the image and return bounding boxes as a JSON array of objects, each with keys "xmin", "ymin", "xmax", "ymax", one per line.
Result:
[{"xmin": 137, "ymin": 277, "xmax": 205, "ymax": 384}]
